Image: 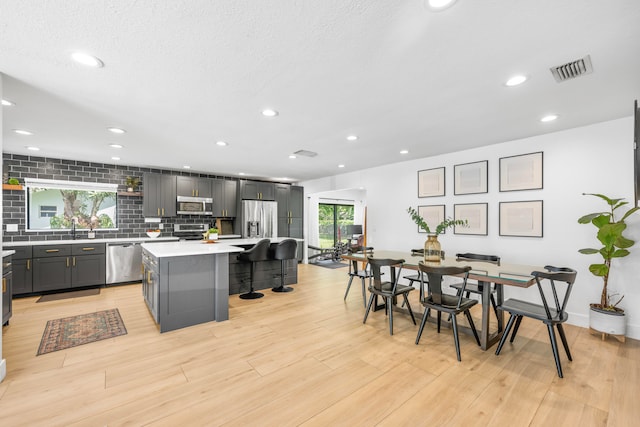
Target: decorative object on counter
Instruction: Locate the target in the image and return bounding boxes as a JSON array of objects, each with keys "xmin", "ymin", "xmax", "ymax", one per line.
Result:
[
  {"xmin": 146, "ymin": 229, "xmax": 161, "ymax": 238},
  {"xmin": 208, "ymin": 227, "xmax": 219, "ymax": 241},
  {"xmin": 578, "ymin": 193, "xmax": 639, "ymax": 341},
  {"xmin": 88, "ymin": 215, "xmax": 98, "ymax": 239},
  {"xmin": 37, "ymin": 308, "xmax": 127, "ymax": 355},
  {"xmin": 125, "ymin": 176, "xmax": 141, "ymax": 192},
  {"xmin": 407, "ymin": 206, "xmax": 467, "ymax": 264}
]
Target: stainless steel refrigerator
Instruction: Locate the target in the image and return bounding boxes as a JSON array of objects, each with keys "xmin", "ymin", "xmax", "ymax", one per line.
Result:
[{"xmin": 241, "ymin": 200, "xmax": 278, "ymax": 238}]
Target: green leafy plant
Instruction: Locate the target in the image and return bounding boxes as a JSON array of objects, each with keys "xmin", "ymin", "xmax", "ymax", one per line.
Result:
[
  {"xmin": 578, "ymin": 193, "xmax": 640, "ymax": 311},
  {"xmin": 407, "ymin": 207, "xmax": 467, "ymax": 235},
  {"xmin": 209, "ymin": 227, "xmax": 219, "ymax": 234},
  {"xmin": 7, "ymin": 178, "xmax": 19, "ymax": 185},
  {"xmin": 125, "ymin": 176, "xmax": 140, "ymax": 190}
]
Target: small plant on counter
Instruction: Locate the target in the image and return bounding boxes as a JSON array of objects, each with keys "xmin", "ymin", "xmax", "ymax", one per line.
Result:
[{"xmin": 407, "ymin": 207, "xmax": 467, "ymax": 235}]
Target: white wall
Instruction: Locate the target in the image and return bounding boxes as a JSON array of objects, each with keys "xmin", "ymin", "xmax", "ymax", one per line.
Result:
[
  {"xmin": 301, "ymin": 117, "xmax": 640, "ymax": 339},
  {"xmin": 0, "ymin": 73, "xmax": 6, "ymax": 382}
]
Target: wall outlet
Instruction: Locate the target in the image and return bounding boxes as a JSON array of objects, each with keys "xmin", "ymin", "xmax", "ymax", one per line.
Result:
[
  {"xmin": 158, "ymin": 224, "xmax": 164, "ymax": 230},
  {"xmin": 6, "ymin": 224, "xmax": 18, "ymax": 232}
]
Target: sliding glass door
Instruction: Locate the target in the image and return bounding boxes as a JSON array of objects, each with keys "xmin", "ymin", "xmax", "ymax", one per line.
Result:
[{"xmin": 318, "ymin": 203, "xmax": 354, "ymax": 248}]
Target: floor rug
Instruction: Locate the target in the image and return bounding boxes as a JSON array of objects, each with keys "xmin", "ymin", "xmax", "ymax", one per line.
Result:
[
  {"xmin": 37, "ymin": 308, "xmax": 127, "ymax": 356},
  {"xmin": 37, "ymin": 288, "xmax": 100, "ymax": 303},
  {"xmin": 313, "ymin": 260, "xmax": 348, "ymax": 269}
]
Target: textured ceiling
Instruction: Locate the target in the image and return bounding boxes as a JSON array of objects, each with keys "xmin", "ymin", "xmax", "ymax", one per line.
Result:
[{"xmin": 1, "ymin": 0, "xmax": 640, "ymax": 182}]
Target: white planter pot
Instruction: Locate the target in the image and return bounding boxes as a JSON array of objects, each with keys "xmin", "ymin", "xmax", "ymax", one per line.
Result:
[
  {"xmin": 589, "ymin": 306, "xmax": 626, "ymax": 336},
  {"xmin": 208, "ymin": 233, "xmax": 218, "ymax": 241}
]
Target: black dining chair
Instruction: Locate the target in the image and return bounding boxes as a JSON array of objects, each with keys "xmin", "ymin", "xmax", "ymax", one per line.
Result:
[
  {"xmin": 344, "ymin": 246, "xmax": 375, "ymax": 307},
  {"xmin": 495, "ymin": 266, "xmax": 578, "ymax": 378},
  {"xmin": 416, "ymin": 263, "xmax": 480, "ymax": 361},
  {"xmin": 363, "ymin": 257, "xmax": 416, "ymax": 335},
  {"xmin": 237, "ymin": 239, "xmax": 271, "ymax": 299},
  {"xmin": 449, "ymin": 253, "xmax": 501, "ymax": 323}
]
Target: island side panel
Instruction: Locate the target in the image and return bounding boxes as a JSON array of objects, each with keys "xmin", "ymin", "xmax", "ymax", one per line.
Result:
[
  {"xmin": 213, "ymin": 252, "xmax": 230, "ymax": 321},
  {"xmin": 159, "ymin": 254, "xmax": 216, "ymax": 333}
]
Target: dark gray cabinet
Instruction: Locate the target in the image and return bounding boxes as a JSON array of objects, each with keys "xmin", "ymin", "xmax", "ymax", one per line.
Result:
[
  {"xmin": 276, "ymin": 185, "xmax": 303, "ymax": 239},
  {"xmin": 5, "ymin": 246, "xmax": 32, "ymax": 295},
  {"xmin": 33, "ymin": 256, "xmax": 72, "ymax": 292},
  {"xmin": 142, "ymin": 249, "xmax": 159, "ymax": 323},
  {"xmin": 143, "ymin": 173, "xmax": 176, "ymax": 217},
  {"xmin": 32, "ymin": 243, "xmax": 105, "ymax": 292},
  {"xmin": 212, "ymin": 179, "xmax": 237, "ymax": 217},
  {"xmin": 176, "ymin": 176, "xmax": 212, "ymax": 198},
  {"xmin": 2, "ymin": 255, "xmax": 12, "ymax": 326},
  {"xmin": 71, "ymin": 244, "xmax": 106, "ymax": 287},
  {"xmin": 240, "ymin": 180, "xmax": 275, "ymax": 200}
]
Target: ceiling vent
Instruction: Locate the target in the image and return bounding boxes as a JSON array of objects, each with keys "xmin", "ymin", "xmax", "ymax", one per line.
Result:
[
  {"xmin": 550, "ymin": 54, "xmax": 593, "ymax": 82},
  {"xmin": 293, "ymin": 149, "xmax": 318, "ymax": 157}
]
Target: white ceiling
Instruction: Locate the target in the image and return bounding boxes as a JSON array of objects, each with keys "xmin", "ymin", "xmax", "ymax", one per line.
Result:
[{"xmin": 1, "ymin": 0, "xmax": 640, "ymax": 183}]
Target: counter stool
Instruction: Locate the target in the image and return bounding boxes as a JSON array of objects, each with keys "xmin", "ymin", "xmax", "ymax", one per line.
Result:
[
  {"xmin": 238, "ymin": 239, "xmax": 271, "ymax": 299},
  {"xmin": 271, "ymin": 239, "xmax": 298, "ymax": 293}
]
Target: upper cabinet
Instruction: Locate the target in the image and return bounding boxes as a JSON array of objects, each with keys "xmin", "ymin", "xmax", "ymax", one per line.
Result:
[
  {"xmin": 143, "ymin": 173, "xmax": 176, "ymax": 217},
  {"xmin": 276, "ymin": 185, "xmax": 303, "ymax": 238},
  {"xmin": 240, "ymin": 180, "xmax": 275, "ymax": 200},
  {"xmin": 176, "ymin": 176, "xmax": 212, "ymax": 199},
  {"xmin": 212, "ymin": 179, "xmax": 238, "ymax": 217}
]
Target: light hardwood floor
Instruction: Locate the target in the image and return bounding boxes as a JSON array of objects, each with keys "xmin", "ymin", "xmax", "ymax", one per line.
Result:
[{"xmin": 0, "ymin": 263, "xmax": 638, "ymax": 426}]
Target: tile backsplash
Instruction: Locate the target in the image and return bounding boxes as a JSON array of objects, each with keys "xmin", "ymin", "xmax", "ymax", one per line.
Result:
[{"xmin": 2, "ymin": 153, "xmax": 236, "ymax": 243}]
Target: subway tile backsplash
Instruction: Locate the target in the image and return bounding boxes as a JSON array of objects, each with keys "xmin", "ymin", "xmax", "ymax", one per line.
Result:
[{"xmin": 2, "ymin": 153, "xmax": 235, "ymax": 243}]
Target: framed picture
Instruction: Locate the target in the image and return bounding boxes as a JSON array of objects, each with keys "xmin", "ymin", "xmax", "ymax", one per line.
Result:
[
  {"xmin": 454, "ymin": 203, "xmax": 488, "ymax": 235},
  {"xmin": 499, "ymin": 151, "xmax": 543, "ymax": 192},
  {"xmin": 417, "ymin": 205, "xmax": 445, "ymax": 234},
  {"xmin": 499, "ymin": 200, "xmax": 543, "ymax": 237},
  {"xmin": 454, "ymin": 160, "xmax": 488, "ymax": 195},
  {"xmin": 418, "ymin": 167, "xmax": 445, "ymax": 198}
]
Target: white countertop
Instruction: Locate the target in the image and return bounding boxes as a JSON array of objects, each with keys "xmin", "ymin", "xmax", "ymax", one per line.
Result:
[
  {"xmin": 2, "ymin": 250, "xmax": 15, "ymax": 257},
  {"xmin": 4, "ymin": 236, "xmax": 180, "ymax": 247},
  {"xmin": 141, "ymin": 237, "xmax": 303, "ymax": 258}
]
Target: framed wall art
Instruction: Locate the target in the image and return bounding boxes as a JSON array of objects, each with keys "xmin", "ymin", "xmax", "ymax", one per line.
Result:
[
  {"xmin": 499, "ymin": 200, "xmax": 543, "ymax": 237},
  {"xmin": 418, "ymin": 167, "xmax": 445, "ymax": 198},
  {"xmin": 417, "ymin": 204, "xmax": 445, "ymax": 233},
  {"xmin": 499, "ymin": 151, "xmax": 543, "ymax": 192},
  {"xmin": 454, "ymin": 160, "xmax": 488, "ymax": 195},
  {"xmin": 454, "ymin": 203, "xmax": 488, "ymax": 235}
]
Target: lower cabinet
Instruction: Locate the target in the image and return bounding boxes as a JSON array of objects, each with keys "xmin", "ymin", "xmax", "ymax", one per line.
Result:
[
  {"xmin": 3, "ymin": 255, "xmax": 12, "ymax": 326},
  {"xmin": 142, "ymin": 249, "xmax": 159, "ymax": 323},
  {"xmin": 31, "ymin": 243, "xmax": 106, "ymax": 293}
]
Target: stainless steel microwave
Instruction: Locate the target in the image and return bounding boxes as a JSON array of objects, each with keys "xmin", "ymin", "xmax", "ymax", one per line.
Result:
[{"xmin": 176, "ymin": 196, "xmax": 213, "ymax": 215}]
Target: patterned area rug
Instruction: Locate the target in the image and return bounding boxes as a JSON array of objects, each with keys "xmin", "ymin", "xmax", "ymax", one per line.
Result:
[{"xmin": 37, "ymin": 308, "xmax": 127, "ymax": 356}]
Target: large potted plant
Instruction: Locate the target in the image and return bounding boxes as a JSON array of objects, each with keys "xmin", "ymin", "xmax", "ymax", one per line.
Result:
[
  {"xmin": 578, "ymin": 193, "xmax": 639, "ymax": 337},
  {"xmin": 407, "ymin": 207, "xmax": 467, "ymax": 263}
]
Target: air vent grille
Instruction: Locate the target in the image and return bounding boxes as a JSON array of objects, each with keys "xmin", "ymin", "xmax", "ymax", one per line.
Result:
[
  {"xmin": 293, "ymin": 149, "xmax": 318, "ymax": 157},
  {"xmin": 550, "ymin": 55, "xmax": 593, "ymax": 82}
]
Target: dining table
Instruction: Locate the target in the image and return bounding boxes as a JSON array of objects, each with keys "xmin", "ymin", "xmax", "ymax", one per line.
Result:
[{"xmin": 341, "ymin": 249, "xmax": 545, "ymax": 350}]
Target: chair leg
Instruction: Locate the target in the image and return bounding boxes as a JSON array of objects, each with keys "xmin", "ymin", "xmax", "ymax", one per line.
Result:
[
  {"xmin": 344, "ymin": 275, "xmax": 355, "ymax": 300},
  {"xmin": 403, "ymin": 294, "xmax": 417, "ymax": 325},
  {"xmin": 510, "ymin": 315, "xmax": 523, "ymax": 343},
  {"xmin": 464, "ymin": 310, "xmax": 480, "ymax": 346},
  {"xmin": 557, "ymin": 323, "xmax": 573, "ymax": 361},
  {"xmin": 495, "ymin": 313, "xmax": 517, "ymax": 355},
  {"xmin": 360, "ymin": 277, "xmax": 367, "ymax": 308},
  {"xmin": 547, "ymin": 324, "xmax": 564, "ymax": 378},
  {"xmin": 388, "ymin": 297, "xmax": 394, "ymax": 335},
  {"xmin": 437, "ymin": 311, "xmax": 442, "ymax": 333},
  {"xmin": 451, "ymin": 314, "xmax": 461, "ymax": 362},
  {"xmin": 415, "ymin": 308, "xmax": 430, "ymax": 344},
  {"xmin": 363, "ymin": 293, "xmax": 375, "ymax": 324}
]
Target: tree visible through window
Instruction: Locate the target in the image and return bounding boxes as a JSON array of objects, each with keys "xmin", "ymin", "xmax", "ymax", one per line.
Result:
[{"xmin": 318, "ymin": 203, "xmax": 354, "ymax": 248}]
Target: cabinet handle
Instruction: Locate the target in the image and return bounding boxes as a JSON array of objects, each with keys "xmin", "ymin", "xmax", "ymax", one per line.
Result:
[
  {"xmin": 196, "ymin": 189, "xmax": 199, "ymax": 197},
  {"xmin": 46, "ymin": 249, "xmax": 59, "ymax": 253},
  {"xmin": 2, "ymin": 262, "xmax": 10, "ymax": 268},
  {"xmin": 82, "ymin": 247, "xmax": 95, "ymax": 251},
  {"xmin": 27, "ymin": 259, "xmax": 31, "ymax": 270},
  {"xmin": 162, "ymin": 208, "xmax": 165, "ymax": 216},
  {"xmin": 66, "ymin": 257, "xmax": 70, "ymax": 267},
  {"xmin": 2, "ymin": 277, "xmax": 5, "ymax": 293},
  {"xmin": 157, "ymin": 208, "xmax": 161, "ymax": 215},
  {"xmin": 147, "ymin": 271, "xmax": 152, "ymax": 283},
  {"xmin": 141, "ymin": 264, "xmax": 144, "ymax": 274}
]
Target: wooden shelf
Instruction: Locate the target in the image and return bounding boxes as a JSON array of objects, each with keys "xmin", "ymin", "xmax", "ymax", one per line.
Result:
[
  {"xmin": 2, "ymin": 184, "xmax": 23, "ymax": 190},
  {"xmin": 118, "ymin": 191, "xmax": 143, "ymax": 196}
]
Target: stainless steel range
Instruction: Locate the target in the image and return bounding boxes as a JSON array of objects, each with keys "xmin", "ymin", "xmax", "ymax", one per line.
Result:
[{"xmin": 174, "ymin": 223, "xmax": 209, "ymax": 240}]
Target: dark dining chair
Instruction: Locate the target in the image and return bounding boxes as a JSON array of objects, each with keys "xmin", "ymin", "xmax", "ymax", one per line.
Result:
[
  {"xmin": 416, "ymin": 263, "xmax": 480, "ymax": 361},
  {"xmin": 495, "ymin": 266, "xmax": 578, "ymax": 378},
  {"xmin": 344, "ymin": 246, "xmax": 375, "ymax": 307},
  {"xmin": 449, "ymin": 253, "xmax": 501, "ymax": 323},
  {"xmin": 363, "ymin": 257, "xmax": 416, "ymax": 335},
  {"xmin": 237, "ymin": 239, "xmax": 271, "ymax": 299}
]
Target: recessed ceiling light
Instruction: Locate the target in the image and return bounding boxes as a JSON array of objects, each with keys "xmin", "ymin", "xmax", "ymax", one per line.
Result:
[
  {"xmin": 505, "ymin": 75, "xmax": 528, "ymax": 87},
  {"xmin": 2, "ymin": 99, "xmax": 15, "ymax": 106},
  {"xmin": 216, "ymin": 141, "xmax": 228, "ymax": 146},
  {"xmin": 338, "ymin": 164, "xmax": 345, "ymax": 168},
  {"xmin": 400, "ymin": 150, "xmax": 409, "ymax": 154},
  {"xmin": 71, "ymin": 52, "xmax": 104, "ymax": 68},
  {"xmin": 107, "ymin": 127, "xmax": 126, "ymax": 134},
  {"xmin": 26, "ymin": 146, "xmax": 40, "ymax": 151},
  {"xmin": 14, "ymin": 129, "xmax": 33, "ymax": 135},
  {"xmin": 346, "ymin": 135, "xmax": 358, "ymax": 141},
  {"xmin": 426, "ymin": 0, "xmax": 457, "ymax": 11},
  {"xmin": 183, "ymin": 165, "xmax": 191, "ymax": 169},
  {"xmin": 111, "ymin": 156, "xmax": 120, "ymax": 161},
  {"xmin": 109, "ymin": 143, "xmax": 124, "ymax": 149},
  {"xmin": 540, "ymin": 114, "xmax": 559, "ymax": 122},
  {"xmin": 239, "ymin": 172, "xmax": 246, "ymax": 176},
  {"xmin": 289, "ymin": 155, "xmax": 297, "ymax": 159},
  {"xmin": 262, "ymin": 109, "xmax": 279, "ymax": 117}
]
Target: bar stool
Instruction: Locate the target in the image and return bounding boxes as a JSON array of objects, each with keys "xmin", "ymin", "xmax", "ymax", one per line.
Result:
[
  {"xmin": 238, "ymin": 239, "xmax": 271, "ymax": 299},
  {"xmin": 271, "ymin": 239, "xmax": 298, "ymax": 293}
]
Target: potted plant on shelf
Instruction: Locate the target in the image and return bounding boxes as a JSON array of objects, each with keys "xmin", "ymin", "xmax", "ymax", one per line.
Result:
[
  {"xmin": 125, "ymin": 176, "xmax": 140, "ymax": 192},
  {"xmin": 578, "ymin": 193, "xmax": 639, "ymax": 339},
  {"xmin": 407, "ymin": 207, "xmax": 467, "ymax": 263}
]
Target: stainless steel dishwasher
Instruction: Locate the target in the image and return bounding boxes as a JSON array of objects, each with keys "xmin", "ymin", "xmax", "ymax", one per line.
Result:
[{"xmin": 106, "ymin": 242, "xmax": 143, "ymax": 284}]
